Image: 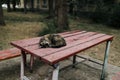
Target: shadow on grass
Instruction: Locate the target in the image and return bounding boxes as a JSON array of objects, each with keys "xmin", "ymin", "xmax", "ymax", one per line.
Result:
[
  {"xmin": 0, "ymin": 58, "xmax": 45, "ymax": 80},
  {"xmin": 0, "ymin": 57, "xmax": 108, "ymax": 80},
  {"xmin": 60, "ymin": 63, "xmax": 105, "ymax": 80},
  {"xmin": 0, "ymin": 62, "xmax": 20, "ymax": 80}
]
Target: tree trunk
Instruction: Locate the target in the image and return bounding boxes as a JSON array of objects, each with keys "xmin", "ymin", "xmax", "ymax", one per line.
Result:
[
  {"xmin": 48, "ymin": 0, "xmax": 54, "ymax": 18},
  {"xmin": 0, "ymin": 1, "xmax": 5, "ymax": 26},
  {"xmin": 24, "ymin": 0, "xmax": 27, "ymax": 14},
  {"xmin": 37, "ymin": 0, "xmax": 40, "ymax": 10},
  {"xmin": 69, "ymin": 0, "xmax": 74, "ymax": 14},
  {"xmin": 7, "ymin": 0, "xmax": 11, "ymax": 12},
  {"xmin": 12, "ymin": 0, "xmax": 16, "ymax": 11},
  {"xmin": 55, "ymin": 0, "xmax": 69, "ymax": 30},
  {"xmin": 30, "ymin": 0, "xmax": 34, "ymax": 12}
]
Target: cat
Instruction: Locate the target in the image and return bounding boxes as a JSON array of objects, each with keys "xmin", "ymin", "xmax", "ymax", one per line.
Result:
[{"xmin": 39, "ymin": 34, "xmax": 66, "ymax": 48}]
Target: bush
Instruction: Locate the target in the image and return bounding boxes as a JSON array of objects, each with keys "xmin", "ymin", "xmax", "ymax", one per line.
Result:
[
  {"xmin": 108, "ymin": 4, "xmax": 120, "ymax": 28},
  {"xmin": 92, "ymin": 10, "xmax": 110, "ymax": 24},
  {"xmin": 38, "ymin": 20, "xmax": 56, "ymax": 36},
  {"xmin": 38, "ymin": 19, "xmax": 65, "ymax": 36},
  {"xmin": 91, "ymin": 4, "xmax": 120, "ymax": 29},
  {"xmin": 38, "ymin": 19, "xmax": 70, "ymax": 36}
]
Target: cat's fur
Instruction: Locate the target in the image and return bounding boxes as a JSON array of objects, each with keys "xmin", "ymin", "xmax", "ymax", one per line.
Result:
[{"xmin": 39, "ymin": 34, "xmax": 66, "ymax": 48}]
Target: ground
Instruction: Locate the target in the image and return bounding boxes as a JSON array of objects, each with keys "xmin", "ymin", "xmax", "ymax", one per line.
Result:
[
  {"xmin": 0, "ymin": 10, "xmax": 120, "ymax": 80},
  {"xmin": 0, "ymin": 55, "xmax": 120, "ymax": 80}
]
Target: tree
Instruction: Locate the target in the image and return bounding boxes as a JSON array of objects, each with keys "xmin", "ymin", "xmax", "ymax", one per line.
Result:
[
  {"xmin": 12, "ymin": 0, "xmax": 16, "ymax": 11},
  {"xmin": 48, "ymin": 0, "xmax": 54, "ymax": 18},
  {"xmin": 0, "ymin": 1, "xmax": 5, "ymax": 26},
  {"xmin": 30, "ymin": 0, "xmax": 34, "ymax": 12},
  {"xmin": 7, "ymin": 0, "xmax": 11, "ymax": 12},
  {"xmin": 55, "ymin": 0, "xmax": 69, "ymax": 31},
  {"xmin": 36, "ymin": 0, "xmax": 40, "ymax": 10},
  {"xmin": 68, "ymin": 0, "xmax": 74, "ymax": 14},
  {"xmin": 24, "ymin": 0, "xmax": 27, "ymax": 14}
]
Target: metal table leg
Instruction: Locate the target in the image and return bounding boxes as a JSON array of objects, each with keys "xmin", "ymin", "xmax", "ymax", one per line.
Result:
[
  {"xmin": 101, "ymin": 41, "xmax": 111, "ymax": 80},
  {"xmin": 30, "ymin": 54, "xmax": 34, "ymax": 73},
  {"xmin": 73, "ymin": 55, "xmax": 77, "ymax": 68},
  {"xmin": 21, "ymin": 50, "xmax": 25, "ymax": 80},
  {"xmin": 21, "ymin": 50, "xmax": 29, "ymax": 80},
  {"xmin": 52, "ymin": 64, "xmax": 60, "ymax": 80}
]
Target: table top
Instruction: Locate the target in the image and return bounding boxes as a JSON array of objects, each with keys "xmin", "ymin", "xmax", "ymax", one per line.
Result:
[{"xmin": 11, "ymin": 30, "xmax": 113, "ymax": 65}]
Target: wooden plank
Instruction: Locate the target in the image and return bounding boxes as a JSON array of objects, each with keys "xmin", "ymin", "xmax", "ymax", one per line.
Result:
[
  {"xmin": 23, "ymin": 32, "xmax": 98, "ymax": 57},
  {"xmin": 23, "ymin": 32, "xmax": 96, "ymax": 51},
  {"xmin": 64, "ymin": 32, "xmax": 96, "ymax": 42},
  {"xmin": 42, "ymin": 35, "xmax": 113, "ymax": 64},
  {"xmin": 27, "ymin": 33, "xmax": 106, "ymax": 58},
  {"xmin": 10, "ymin": 30, "xmax": 113, "ymax": 65},
  {"xmin": 10, "ymin": 31, "xmax": 87, "ymax": 51},
  {"xmin": 11, "ymin": 31, "xmax": 84, "ymax": 48},
  {"xmin": 11, "ymin": 37, "xmax": 40, "ymax": 48},
  {"xmin": 0, "ymin": 48, "xmax": 21, "ymax": 61},
  {"xmin": 60, "ymin": 31, "xmax": 86, "ymax": 38},
  {"xmin": 58, "ymin": 30, "xmax": 81, "ymax": 35}
]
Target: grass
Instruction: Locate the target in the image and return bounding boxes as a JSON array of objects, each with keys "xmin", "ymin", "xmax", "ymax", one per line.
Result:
[
  {"xmin": 0, "ymin": 10, "xmax": 120, "ymax": 67},
  {"xmin": 69, "ymin": 18, "xmax": 120, "ymax": 66},
  {"xmin": 0, "ymin": 10, "xmax": 46, "ymax": 49}
]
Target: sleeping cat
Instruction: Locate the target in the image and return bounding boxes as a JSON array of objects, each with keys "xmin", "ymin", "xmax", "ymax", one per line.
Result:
[{"xmin": 39, "ymin": 34, "xmax": 66, "ymax": 48}]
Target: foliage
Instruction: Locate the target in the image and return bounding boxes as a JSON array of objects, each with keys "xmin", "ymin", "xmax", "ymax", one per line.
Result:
[
  {"xmin": 38, "ymin": 17, "xmax": 70, "ymax": 36},
  {"xmin": 71, "ymin": 0, "xmax": 120, "ymax": 28},
  {"xmin": 38, "ymin": 19, "xmax": 62, "ymax": 36},
  {"xmin": 108, "ymin": 4, "xmax": 120, "ymax": 28},
  {"xmin": 91, "ymin": 9, "xmax": 109, "ymax": 24},
  {"xmin": 90, "ymin": 0, "xmax": 120, "ymax": 29},
  {"xmin": 1, "ymin": 0, "xmax": 20, "ymax": 4}
]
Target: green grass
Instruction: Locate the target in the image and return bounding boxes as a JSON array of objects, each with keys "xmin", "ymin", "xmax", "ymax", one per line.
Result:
[{"xmin": 0, "ymin": 10, "xmax": 120, "ymax": 67}]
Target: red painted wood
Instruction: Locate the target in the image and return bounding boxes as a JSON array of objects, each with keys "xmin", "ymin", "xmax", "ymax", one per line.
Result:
[
  {"xmin": 43, "ymin": 35, "xmax": 113, "ymax": 64},
  {"xmin": 10, "ymin": 30, "xmax": 113, "ymax": 65},
  {"xmin": 11, "ymin": 37, "xmax": 40, "ymax": 48},
  {"xmin": 23, "ymin": 34, "xmax": 112, "ymax": 64},
  {"xmin": 23, "ymin": 32, "xmax": 96, "ymax": 51},
  {"xmin": 26, "ymin": 33, "xmax": 105, "ymax": 56},
  {"xmin": 11, "ymin": 30, "xmax": 85, "ymax": 48},
  {"xmin": 12, "ymin": 31, "xmax": 92, "ymax": 49},
  {"xmin": 0, "ymin": 48, "xmax": 21, "ymax": 61},
  {"xmin": 19, "ymin": 32, "xmax": 97, "ymax": 57},
  {"xmin": 60, "ymin": 31, "xmax": 86, "ymax": 38},
  {"xmin": 58, "ymin": 30, "xmax": 81, "ymax": 35}
]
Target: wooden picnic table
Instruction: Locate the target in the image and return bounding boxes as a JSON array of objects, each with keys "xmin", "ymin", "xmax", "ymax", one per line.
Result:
[{"xmin": 11, "ymin": 30, "xmax": 113, "ymax": 80}]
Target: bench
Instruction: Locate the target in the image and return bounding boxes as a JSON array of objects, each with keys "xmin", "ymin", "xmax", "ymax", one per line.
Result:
[
  {"xmin": 0, "ymin": 47, "xmax": 33, "ymax": 68},
  {"xmin": 0, "ymin": 48, "xmax": 21, "ymax": 61},
  {"xmin": 11, "ymin": 30, "xmax": 113, "ymax": 80}
]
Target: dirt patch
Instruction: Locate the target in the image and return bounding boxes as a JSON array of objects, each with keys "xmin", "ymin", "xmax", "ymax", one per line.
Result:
[{"xmin": 0, "ymin": 57, "xmax": 106, "ymax": 80}]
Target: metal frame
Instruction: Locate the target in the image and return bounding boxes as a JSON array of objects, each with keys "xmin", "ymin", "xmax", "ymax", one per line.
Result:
[
  {"xmin": 20, "ymin": 40, "xmax": 111, "ymax": 80},
  {"xmin": 21, "ymin": 50, "xmax": 29, "ymax": 80},
  {"xmin": 71, "ymin": 40, "xmax": 111, "ymax": 80},
  {"xmin": 101, "ymin": 41, "xmax": 111, "ymax": 80},
  {"xmin": 30, "ymin": 55, "xmax": 34, "ymax": 73},
  {"xmin": 72, "ymin": 55, "xmax": 77, "ymax": 68},
  {"xmin": 52, "ymin": 64, "xmax": 60, "ymax": 80},
  {"xmin": 21, "ymin": 53, "xmax": 60, "ymax": 80}
]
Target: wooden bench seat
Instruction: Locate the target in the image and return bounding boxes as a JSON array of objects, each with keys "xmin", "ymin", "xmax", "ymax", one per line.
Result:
[{"xmin": 0, "ymin": 48, "xmax": 21, "ymax": 61}]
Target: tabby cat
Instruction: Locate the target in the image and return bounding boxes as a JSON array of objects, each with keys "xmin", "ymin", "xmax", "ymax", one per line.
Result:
[{"xmin": 39, "ymin": 34, "xmax": 66, "ymax": 48}]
